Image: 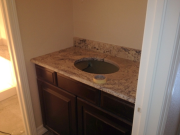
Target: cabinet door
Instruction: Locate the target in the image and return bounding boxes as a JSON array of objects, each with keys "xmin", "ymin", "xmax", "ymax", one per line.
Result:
[
  {"xmin": 37, "ymin": 79, "xmax": 77, "ymax": 135},
  {"xmin": 77, "ymin": 98, "xmax": 132, "ymax": 135}
]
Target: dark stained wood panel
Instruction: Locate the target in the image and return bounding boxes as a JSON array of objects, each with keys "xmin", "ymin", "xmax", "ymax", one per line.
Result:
[
  {"xmin": 101, "ymin": 92, "xmax": 134, "ymax": 123},
  {"xmin": 37, "ymin": 79, "xmax": 77, "ymax": 135},
  {"xmin": 36, "ymin": 65, "xmax": 57, "ymax": 85},
  {"xmin": 78, "ymin": 98, "xmax": 132, "ymax": 135},
  {"xmin": 57, "ymin": 73, "xmax": 100, "ymax": 105}
]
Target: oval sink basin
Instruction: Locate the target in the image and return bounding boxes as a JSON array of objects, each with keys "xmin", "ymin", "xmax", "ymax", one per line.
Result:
[{"xmin": 74, "ymin": 58, "xmax": 119, "ymax": 74}]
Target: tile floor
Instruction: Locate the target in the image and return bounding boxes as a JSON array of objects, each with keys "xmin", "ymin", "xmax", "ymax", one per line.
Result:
[{"xmin": 0, "ymin": 95, "xmax": 25, "ymax": 135}]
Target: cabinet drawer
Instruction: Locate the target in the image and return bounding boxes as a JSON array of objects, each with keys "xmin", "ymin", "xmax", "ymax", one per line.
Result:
[
  {"xmin": 35, "ymin": 65, "xmax": 57, "ymax": 85},
  {"xmin": 57, "ymin": 73, "xmax": 100, "ymax": 105},
  {"xmin": 101, "ymin": 92, "xmax": 134, "ymax": 122},
  {"xmin": 78, "ymin": 98, "xmax": 132, "ymax": 135}
]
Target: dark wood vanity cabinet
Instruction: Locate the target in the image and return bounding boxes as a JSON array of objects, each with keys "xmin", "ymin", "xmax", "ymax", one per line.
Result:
[{"xmin": 35, "ymin": 65, "xmax": 134, "ymax": 135}]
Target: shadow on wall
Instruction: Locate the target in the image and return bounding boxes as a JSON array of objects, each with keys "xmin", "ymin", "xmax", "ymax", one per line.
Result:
[{"xmin": 0, "ymin": 38, "xmax": 10, "ymax": 60}]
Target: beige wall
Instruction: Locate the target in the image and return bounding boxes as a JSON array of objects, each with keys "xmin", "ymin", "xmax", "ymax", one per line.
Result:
[
  {"xmin": 73, "ymin": 0, "xmax": 147, "ymax": 50},
  {"xmin": 0, "ymin": 9, "xmax": 7, "ymax": 45},
  {"xmin": 15, "ymin": 0, "xmax": 73, "ymax": 127},
  {"xmin": 0, "ymin": 11, "xmax": 3, "ymax": 39}
]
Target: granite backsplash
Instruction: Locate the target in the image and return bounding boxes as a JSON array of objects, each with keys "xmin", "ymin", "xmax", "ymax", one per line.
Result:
[{"xmin": 74, "ymin": 37, "xmax": 141, "ymax": 62}]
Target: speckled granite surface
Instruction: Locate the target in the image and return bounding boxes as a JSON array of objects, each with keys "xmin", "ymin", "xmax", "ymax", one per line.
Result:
[
  {"xmin": 74, "ymin": 37, "xmax": 141, "ymax": 62},
  {"xmin": 31, "ymin": 47, "xmax": 139, "ymax": 103}
]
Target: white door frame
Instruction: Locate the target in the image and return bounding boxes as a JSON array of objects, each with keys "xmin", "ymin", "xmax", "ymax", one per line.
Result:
[
  {"xmin": 0, "ymin": 1, "xmax": 37, "ymax": 135},
  {"xmin": 1, "ymin": 0, "xmax": 180, "ymax": 135},
  {"xmin": 132, "ymin": 0, "xmax": 180, "ymax": 134}
]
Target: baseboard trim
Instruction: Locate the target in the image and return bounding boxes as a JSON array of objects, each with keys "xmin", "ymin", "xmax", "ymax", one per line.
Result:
[
  {"xmin": 0, "ymin": 87, "xmax": 16, "ymax": 102},
  {"xmin": 37, "ymin": 125, "xmax": 47, "ymax": 135}
]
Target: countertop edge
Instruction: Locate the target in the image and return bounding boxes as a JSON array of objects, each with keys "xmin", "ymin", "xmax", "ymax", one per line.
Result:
[{"xmin": 31, "ymin": 59, "xmax": 136, "ymax": 104}]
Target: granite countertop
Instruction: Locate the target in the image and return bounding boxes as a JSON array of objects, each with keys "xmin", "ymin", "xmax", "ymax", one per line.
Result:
[{"xmin": 31, "ymin": 47, "xmax": 140, "ymax": 104}]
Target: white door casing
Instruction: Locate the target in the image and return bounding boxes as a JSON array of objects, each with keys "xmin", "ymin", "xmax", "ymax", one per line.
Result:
[
  {"xmin": 132, "ymin": 0, "xmax": 180, "ymax": 134},
  {"xmin": 0, "ymin": 0, "xmax": 37, "ymax": 135}
]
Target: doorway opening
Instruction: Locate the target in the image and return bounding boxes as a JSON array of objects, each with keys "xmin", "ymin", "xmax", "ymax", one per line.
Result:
[{"xmin": 0, "ymin": 7, "xmax": 25, "ymax": 135}]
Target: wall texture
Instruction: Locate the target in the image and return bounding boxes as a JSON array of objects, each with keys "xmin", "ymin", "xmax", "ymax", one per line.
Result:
[
  {"xmin": 0, "ymin": 9, "xmax": 7, "ymax": 45},
  {"xmin": 73, "ymin": 0, "xmax": 147, "ymax": 50},
  {"xmin": 0, "ymin": 9, "xmax": 9, "ymax": 59},
  {"xmin": 15, "ymin": 0, "xmax": 74, "ymax": 127}
]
